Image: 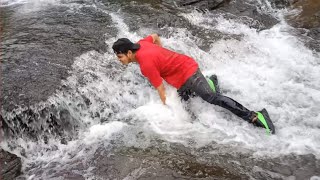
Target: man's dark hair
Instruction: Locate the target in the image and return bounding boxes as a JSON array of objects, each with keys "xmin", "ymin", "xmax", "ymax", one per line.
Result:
[{"xmin": 112, "ymin": 38, "xmax": 140, "ymax": 54}]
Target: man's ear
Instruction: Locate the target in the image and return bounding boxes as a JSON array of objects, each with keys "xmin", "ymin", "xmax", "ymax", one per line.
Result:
[{"xmin": 127, "ymin": 50, "xmax": 133, "ymax": 58}]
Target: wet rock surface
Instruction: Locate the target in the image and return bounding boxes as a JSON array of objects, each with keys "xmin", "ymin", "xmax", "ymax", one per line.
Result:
[
  {"xmin": 287, "ymin": 0, "xmax": 320, "ymax": 29},
  {"xmin": 307, "ymin": 27, "xmax": 320, "ymax": 51},
  {"xmin": 169, "ymin": 0, "xmax": 279, "ymax": 30},
  {"xmin": 286, "ymin": 0, "xmax": 320, "ymax": 51},
  {"xmin": 214, "ymin": 0, "xmax": 279, "ymax": 30},
  {"xmin": 112, "ymin": 1, "xmax": 227, "ymax": 52},
  {"xmin": 268, "ymin": 0, "xmax": 291, "ymax": 9},
  {"xmin": 0, "ymin": 105, "xmax": 79, "ymax": 142},
  {"xmin": 16, "ymin": 143, "xmax": 320, "ymax": 179},
  {"xmin": 176, "ymin": 0, "xmax": 228, "ymax": 11},
  {"xmin": 0, "ymin": 149, "xmax": 22, "ymax": 180},
  {"xmin": 95, "ymin": 145, "xmax": 320, "ymax": 180},
  {"xmin": 0, "ymin": 3, "xmax": 116, "ymax": 111}
]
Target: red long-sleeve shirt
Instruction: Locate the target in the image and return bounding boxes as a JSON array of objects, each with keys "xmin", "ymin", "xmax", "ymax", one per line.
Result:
[{"xmin": 135, "ymin": 36, "xmax": 198, "ymax": 89}]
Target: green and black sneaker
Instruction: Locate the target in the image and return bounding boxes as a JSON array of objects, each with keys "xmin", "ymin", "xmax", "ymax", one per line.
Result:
[
  {"xmin": 253, "ymin": 108, "xmax": 275, "ymax": 135},
  {"xmin": 207, "ymin": 74, "xmax": 221, "ymax": 94}
]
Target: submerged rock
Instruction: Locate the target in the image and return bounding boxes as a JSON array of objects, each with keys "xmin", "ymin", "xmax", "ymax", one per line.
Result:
[
  {"xmin": 268, "ymin": 0, "xmax": 291, "ymax": 9},
  {"xmin": 168, "ymin": 0, "xmax": 279, "ymax": 30},
  {"xmin": 22, "ymin": 142, "xmax": 320, "ymax": 179},
  {"xmin": 0, "ymin": 149, "xmax": 22, "ymax": 180},
  {"xmin": 214, "ymin": 0, "xmax": 279, "ymax": 30},
  {"xmin": 176, "ymin": 0, "xmax": 228, "ymax": 11},
  {"xmin": 307, "ymin": 27, "xmax": 320, "ymax": 51}
]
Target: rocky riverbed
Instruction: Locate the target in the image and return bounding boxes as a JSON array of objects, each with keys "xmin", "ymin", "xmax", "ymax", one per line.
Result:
[{"xmin": 1, "ymin": 0, "xmax": 320, "ymax": 179}]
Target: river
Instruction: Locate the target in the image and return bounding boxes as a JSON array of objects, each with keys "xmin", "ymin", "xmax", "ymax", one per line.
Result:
[{"xmin": 1, "ymin": 0, "xmax": 320, "ymax": 179}]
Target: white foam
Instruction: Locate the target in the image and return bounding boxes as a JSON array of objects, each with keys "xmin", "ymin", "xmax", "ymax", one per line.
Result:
[
  {"xmin": 311, "ymin": 176, "xmax": 320, "ymax": 180},
  {"xmin": 1, "ymin": 120, "xmax": 126, "ymax": 179},
  {"xmin": 83, "ymin": 121, "xmax": 126, "ymax": 144},
  {"xmin": 0, "ymin": 0, "xmax": 27, "ymax": 7},
  {"xmin": 132, "ymin": 88, "xmax": 193, "ymax": 140},
  {"xmin": 0, "ymin": 0, "xmax": 60, "ymax": 11},
  {"xmin": 167, "ymin": 11, "xmax": 320, "ymax": 157}
]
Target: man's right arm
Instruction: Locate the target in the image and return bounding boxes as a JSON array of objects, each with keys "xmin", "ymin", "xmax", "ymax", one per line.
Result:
[
  {"xmin": 156, "ymin": 83, "xmax": 166, "ymax": 105},
  {"xmin": 150, "ymin": 34, "xmax": 162, "ymax": 47}
]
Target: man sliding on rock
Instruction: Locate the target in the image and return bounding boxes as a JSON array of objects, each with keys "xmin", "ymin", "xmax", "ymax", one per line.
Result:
[{"xmin": 112, "ymin": 34, "xmax": 275, "ymax": 134}]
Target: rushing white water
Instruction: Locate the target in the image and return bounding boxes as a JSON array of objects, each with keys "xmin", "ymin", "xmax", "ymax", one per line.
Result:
[
  {"xmin": 1, "ymin": 0, "xmax": 320, "ymax": 178},
  {"xmin": 0, "ymin": 0, "xmax": 26, "ymax": 6},
  {"xmin": 179, "ymin": 10, "xmax": 320, "ymax": 157},
  {"xmin": 311, "ymin": 176, "xmax": 320, "ymax": 180},
  {"xmin": 106, "ymin": 10, "xmax": 320, "ymax": 158}
]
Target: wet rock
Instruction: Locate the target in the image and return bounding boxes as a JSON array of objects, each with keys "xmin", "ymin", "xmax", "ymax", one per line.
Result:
[
  {"xmin": 290, "ymin": 154, "xmax": 319, "ymax": 180},
  {"xmin": 92, "ymin": 144, "xmax": 320, "ymax": 180},
  {"xmin": 214, "ymin": 0, "xmax": 279, "ymax": 30},
  {"xmin": 59, "ymin": 109, "xmax": 73, "ymax": 130},
  {"xmin": 16, "ymin": 139, "xmax": 320, "ymax": 179},
  {"xmin": 308, "ymin": 27, "xmax": 320, "ymax": 50},
  {"xmin": 308, "ymin": 27, "xmax": 320, "ymax": 39},
  {"xmin": 1, "ymin": 104, "xmax": 80, "ymax": 142},
  {"xmin": 0, "ymin": 4, "xmax": 117, "ymax": 112},
  {"xmin": 117, "ymin": 1, "xmax": 227, "ymax": 51},
  {"xmin": 167, "ymin": 0, "xmax": 279, "ymax": 30},
  {"xmin": 0, "ymin": 149, "xmax": 22, "ymax": 180},
  {"xmin": 177, "ymin": 0, "xmax": 227, "ymax": 11},
  {"xmin": 286, "ymin": 0, "xmax": 320, "ymax": 51},
  {"xmin": 287, "ymin": 0, "xmax": 320, "ymax": 29},
  {"xmin": 92, "ymin": 145, "xmax": 248, "ymax": 179},
  {"xmin": 251, "ymin": 153, "xmax": 320, "ymax": 180},
  {"xmin": 268, "ymin": 0, "xmax": 291, "ymax": 9}
]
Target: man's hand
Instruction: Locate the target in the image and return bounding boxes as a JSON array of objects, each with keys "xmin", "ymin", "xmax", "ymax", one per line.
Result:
[
  {"xmin": 151, "ymin": 34, "xmax": 162, "ymax": 47},
  {"xmin": 156, "ymin": 83, "xmax": 166, "ymax": 105}
]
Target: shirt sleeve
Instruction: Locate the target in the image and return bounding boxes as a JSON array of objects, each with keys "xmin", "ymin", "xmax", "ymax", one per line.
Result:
[
  {"xmin": 140, "ymin": 62, "xmax": 162, "ymax": 88},
  {"xmin": 138, "ymin": 35, "xmax": 153, "ymax": 44}
]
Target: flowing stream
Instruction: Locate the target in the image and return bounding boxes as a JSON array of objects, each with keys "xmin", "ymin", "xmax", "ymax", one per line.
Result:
[{"xmin": 1, "ymin": 0, "xmax": 320, "ymax": 179}]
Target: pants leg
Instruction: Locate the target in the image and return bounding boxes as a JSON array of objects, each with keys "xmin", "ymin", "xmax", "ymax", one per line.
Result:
[{"xmin": 178, "ymin": 69, "xmax": 254, "ymax": 122}]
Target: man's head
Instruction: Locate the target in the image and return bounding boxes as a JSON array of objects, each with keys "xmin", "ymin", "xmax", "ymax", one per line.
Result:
[{"xmin": 112, "ymin": 38, "xmax": 140, "ymax": 65}]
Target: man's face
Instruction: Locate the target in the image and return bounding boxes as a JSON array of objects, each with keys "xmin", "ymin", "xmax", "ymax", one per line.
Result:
[{"xmin": 116, "ymin": 53, "xmax": 130, "ymax": 65}]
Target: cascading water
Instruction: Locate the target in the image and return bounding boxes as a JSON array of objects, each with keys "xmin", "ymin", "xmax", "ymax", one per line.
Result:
[{"xmin": 1, "ymin": 0, "xmax": 320, "ymax": 179}]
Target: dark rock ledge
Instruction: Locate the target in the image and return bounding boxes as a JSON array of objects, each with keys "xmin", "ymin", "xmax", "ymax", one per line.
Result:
[{"xmin": 0, "ymin": 149, "xmax": 22, "ymax": 180}]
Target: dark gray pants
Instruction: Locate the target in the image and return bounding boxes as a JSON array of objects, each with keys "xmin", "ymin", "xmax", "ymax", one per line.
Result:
[{"xmin": 177, "ymin": 69, "xmax": 254, "ymax": 122}]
